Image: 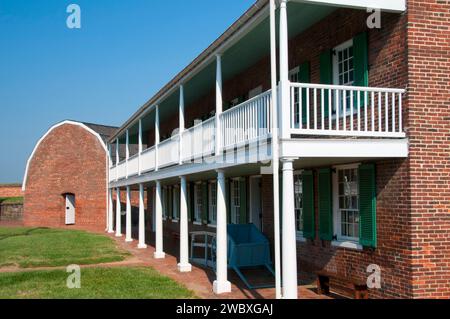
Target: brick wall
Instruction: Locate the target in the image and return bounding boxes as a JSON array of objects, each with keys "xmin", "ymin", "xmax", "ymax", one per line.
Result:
[
  {"xmin": 0, "ymin": 185, "xmax": 23, "ymax": 198},
  {"xmin": 24, "ymin": 123, "xmax": 108, "ymax": 232},
  {"xmin": 405, "ymin": 0, "xmax": 450, "ymax": 299}
]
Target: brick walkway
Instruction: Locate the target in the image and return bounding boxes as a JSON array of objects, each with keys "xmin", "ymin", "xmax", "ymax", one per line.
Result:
[{"xmin": 110, "ymin": 233, "xmax": 331, "ymax": 300}]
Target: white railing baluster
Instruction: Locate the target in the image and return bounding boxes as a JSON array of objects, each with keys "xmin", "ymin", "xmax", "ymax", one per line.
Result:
[
  {"xmin": 335, "ymin": 89, "xmax": 340, "ymax": 131},
  {"xmin": 321, "ymin": 88, "xmax": 325, "ymax": 130},
  {"xmin": 392, "ymin": 92, "xmax": 396, "ymax": 133},
  {"xmin": 328, "ymin": 89, "xmax": 332, "ymax": 130},
  {"xmin": 371, "ymin": 91, "xmax": 375, "ymax": 132},
  {"xmin": 399, "ymin": 92, "xmax": 403, "ymax": 133},
  {"xmin": 343, "ymin": 90, "xmax": 347, "ymax": 131},
  {"xmin": 385, "ymin": 92, "xmax": 389, "ymax": 133},
  {"xmin": 378, "ymin": 92, "xmax": 382, "ymax": 133},
  {"xmin": 350, "ymin": 90, "xmax": 354, "ymax": 131},
  {"xmin": 357, "ymin": 91, "xmax": 361, "ymax": 132},
  {"xmin": 364, "ymin": 91, "xmax": 368, "ymax": 132},
  {"xmin": 314, "ymin": 88, "xmax": 318, "ymax": 130},
  {"xmin": 306, "ymin": 88, "xmax": 310, "ymax": 130},
  {"xmin": 299, "ymin": 86, "xmax": 303, "ymax": 130}
]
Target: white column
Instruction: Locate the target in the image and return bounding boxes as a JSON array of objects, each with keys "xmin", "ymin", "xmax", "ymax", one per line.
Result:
[
  {"xmin": 115, "ymin": 138, "xmax": 119, "ymax": 181},
  {"xmin": 138, "ymin": 119, "xmax": 143, "ymax": 176},
  {"xmin": 108, "ymin": 188, "xmax": 114, "ymax": 233},
  {"xmin": 215, "ymin": 55, "xmax": 223, "ymax": 156},
  {"xmin": 155, "ymin": 105, "xmax": 160, "ymax": 172},
  {"xmin": 154, "ymin": 180, "xmax": 165, "ymax": 259},
  {"xmin": 138, "ymin": 183, "xmax": 147, "ymax": 249},
  {"xmin": 125, "ymin": 186, "xmax": 133, "ymax": 242},
  {"xmin": 179, "ymin": 85, "xmax": 185, "ymax": 165},
  {"xmin": 115, "ymin": 187, "xmax": 122, "ymax": 237},
  {"xmin": 213, "ymin": 169, "xmax": 231, "ymax": 294},
  {"xmin": 270, "ymin": 0, "xmax": 282, "ymax": 300},
  {"xmin": 279, "ymin": 0, "xmax": 291, "ymax": 139},
  {"xmin": 125, "ymin": 129, "xmax": 130, "ymax": 178},
  {"xmin": 281, "ymin": 159, "xmax": 298, "ymax": 299},
  {"xmin": 178, "ymin": 176, "xmax": 192, "ymax": 272}
]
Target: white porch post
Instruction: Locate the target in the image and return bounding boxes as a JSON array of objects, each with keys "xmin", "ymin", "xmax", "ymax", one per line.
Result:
[
  {"xmin": 281, "ymin": 159, "xmax": 298, "ymax": 299},
  {"xmin": 115, "ymin": 138, "xmax": 119, "ymax": 181},
  {"xmin": 178, "ymin": 176, "xmax": 192, "ymax": 272},
  {"xmin": 154, "ymin": 180, "xmax": 165, "ymax": 259},
  {"xmin": 138, "ymin": 183, "xmax": 147, "ymax": 249},
  {"xmin": 115, "ymin": 187, "xmax": 122, "ymax": 237},
  {"xmin": 125, "ymin": 129, "xmax": 130, "ymax": 178},
  {"xmin": 215, "ymin": 54, "xmax": 223, "ymax": 156},
  {"xmin": 213, "ymin": 169, "xmax": 231, "ymax": 294},
  {"xmin": 108, "ymin": 188, "xmax": 114, "ymax": 233},
  {"xmin": 279, "ymin": 0, "xmax": 291, "ymax": 139},
  {"xmin": 155, "ymin": 105, "xmax": 160, "ymax": 172},
  {"xmin": 270, "ymin": 0, "xmax": 282, "ymax": 300},
  {"xmin": 125, "ymin": 186, "xmax": 132, "ymax": 242},
  {"xmin": 138, "ymin": 119, "xmax": 143, "ymax": 175},
  {"xmin": 179, "ymin": 85, "xmax": 185, "ymax": 165}
]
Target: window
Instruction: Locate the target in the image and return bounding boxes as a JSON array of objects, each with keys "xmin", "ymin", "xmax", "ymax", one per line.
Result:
[
  {"xmin": 209, "ymin": 181, "xmax": 217, "ymax": 226},
  {"xmin": 230, "ymin": 179, "xmax": 240, "ymax": 224},
  {"xmin": 333, "ymin": 39, "xmax": 354, "ymax": 116},
  {"xmin": 294, "ymin": 173, "xmax": 303, "ymax": 238},
  {"xmin": 289, "ymin": 67, "xmax": 301, "ymax": 127},
  {"xmin": 173, "ymin": 186, "xmax": 180, "ymax": 221},
  {"xmin": 162, "ymin": 187, "xmax": 167, "ymax": 220},
  {"xmin": 333, "ymin": 165, "xmax": 360, "ymax": 242},
  {"xmin": 194, "ymin": 183, "xmax": 203, "ymax": 224}
]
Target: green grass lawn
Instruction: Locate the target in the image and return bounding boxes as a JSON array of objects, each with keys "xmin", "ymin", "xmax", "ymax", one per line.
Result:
[
  {"xmin": 0, "ymin": 267, "xmax": 195, "ymax": 299},
  {"xmin": 0, "ymin": 227, "xmax": 129, "ymax": 268}
]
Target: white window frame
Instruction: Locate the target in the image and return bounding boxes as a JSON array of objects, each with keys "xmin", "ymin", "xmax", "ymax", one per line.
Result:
[
  {"xmin": 248, "ymin": 85, "xmax": 263, "ymax": 99},
  {"xmin": 332, "ymin": 163, "xmax": 362, "ymax": 250},
  {"xmin": 193, "ymin": 182, "xmax": 203, "ymax": 225},
  {"xmin": 230, "ymin": 178, "xmax": 241, "ymax": 225},
  {"xmin": 172, "ymin": 185, "xmax": 180, "ymax": 222},
  {"xmin": 208, "ymin": 181, "xmax": 217, "ymax": 227},
  {"xmin": 294, "ymin": 171, "xmax": 306, "ymax": 242},
  {"xmin": 332, "ymin": 39, "xmax": 355, "ymax": 118}
]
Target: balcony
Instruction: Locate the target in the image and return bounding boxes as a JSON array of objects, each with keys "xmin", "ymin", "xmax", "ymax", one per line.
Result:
[{"xmin": 109, "ymin": 83, "xmax": 407, "ymax": 183}]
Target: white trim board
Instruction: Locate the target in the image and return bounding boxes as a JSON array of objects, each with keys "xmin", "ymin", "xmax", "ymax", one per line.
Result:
[
  {"xmin": 291, "ymin": 0, "xmax": 406, "ymax": 12},
  {"xmin": 22, "ymin": 120, "xmax": 109, "ymax": 191}
]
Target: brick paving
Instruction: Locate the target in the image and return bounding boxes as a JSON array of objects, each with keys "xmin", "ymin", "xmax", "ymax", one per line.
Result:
[{"xmin": 110, "ymin": 232, "xmax": 331, "ymax": 300}]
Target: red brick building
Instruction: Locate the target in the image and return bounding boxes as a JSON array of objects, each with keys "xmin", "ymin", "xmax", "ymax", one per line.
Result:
[
  {"xmin": 0, "ymin": 184, "xmax": 23, "ymax": 198},
  {"xmin": 22, "ymin": 121, "xmax": 116, "ymax": 232}
]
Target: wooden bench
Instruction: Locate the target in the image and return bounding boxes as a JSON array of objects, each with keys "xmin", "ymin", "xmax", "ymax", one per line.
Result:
[{"xmin": 316, "ymin": 271, "xmax": 369, "ymax": 299}]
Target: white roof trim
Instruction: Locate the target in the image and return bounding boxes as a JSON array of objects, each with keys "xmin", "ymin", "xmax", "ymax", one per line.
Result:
[{"xmin": 22, "ymin": 120, "xmax": 108, "ymax": 191}]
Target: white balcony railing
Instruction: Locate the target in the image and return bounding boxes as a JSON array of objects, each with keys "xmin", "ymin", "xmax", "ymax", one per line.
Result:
[
  {"xmin": 109, "ymin": 166, "xmax": 116, "ymax": 182},
  {"xmin": 127, "ymin": 154, "xmax": 139, "ymax": 177},
  {"xmin": 117, "ymin": 160, "xmax": 127, "ymax": 180},
  {"xmin": 220, "ymin": 89, "xmax": 272, "ymax": 149},
  {"xmin": 141, "ymin": 146, "xmax": 156, "ymax": 173},
  {"xmin": 182, "ymin": 117, "xmax": 215, "ymax": 161},
  {"xmin": 289, "ymin": 83, "xmax": 405, "ymax": 138},
  {"xmin": 158, "ymin": 135, "xmax": 180, "ymax": 168}
]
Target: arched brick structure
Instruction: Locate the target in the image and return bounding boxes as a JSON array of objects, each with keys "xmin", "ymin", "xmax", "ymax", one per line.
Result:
[{"xmin": 23, "ymin": 121, "xmax": 114, "ymax": 232}]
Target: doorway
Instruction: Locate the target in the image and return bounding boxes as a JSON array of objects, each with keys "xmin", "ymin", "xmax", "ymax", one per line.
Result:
[
  {"xmin": 249, "ymin": 176, "xmax": 263, "ymax": 231},
  {"xmin": 65, "ymin": 194, "xmax": 76, "ymax": 225}
]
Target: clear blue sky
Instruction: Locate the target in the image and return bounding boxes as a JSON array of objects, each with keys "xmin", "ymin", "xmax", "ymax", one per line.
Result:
[{"xmin": 0, "ymin": 0, "xmax": 254, "ymax": 183}]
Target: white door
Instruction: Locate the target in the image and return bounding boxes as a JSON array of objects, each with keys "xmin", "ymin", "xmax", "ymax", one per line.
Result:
[
  {"xmin": 250, "ymin": 177, "xmax": 262, "ymax": 231},
  {"xmin": 65, "ymin": 194, "xmax": 75, "ymax": 225}
]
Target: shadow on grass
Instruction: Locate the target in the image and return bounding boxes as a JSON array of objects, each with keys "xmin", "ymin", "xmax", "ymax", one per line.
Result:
[{"xmin": 0, "ymin": 227, "xmax": 50, "ymax": 241}]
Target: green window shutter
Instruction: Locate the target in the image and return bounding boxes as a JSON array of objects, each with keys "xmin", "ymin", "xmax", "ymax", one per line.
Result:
[
  {"xmin": 318, "ymin": 168, "xmax": 333, "ymax": 241},
  {"xmin": 299, "ymin": 61, "xmax": 311, "ymax": 124},
  {"xmin": 354, "ymin": 32, "xmax": 369, "ymax": 108},
  {"xmin": 320, "ymin": 50, "xmax": 333, "ymax": 116},
  {"xmin": 302, "ymin": 170, "xmax": 315, "ymax": 239},
  {"xmin": 359, "ymin": 163, "xmax": 377, "ymax": 248},
  {"xmin": 353, "ymin": 32, "xmax": 369, "ymax": 88},
  {"xmin": 202, "ymin": 182, "xmax": 208, "ymax": 224},
  {"xmin": 239, "ymin": 178, "xmax": 247, "ymax": 224}
]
